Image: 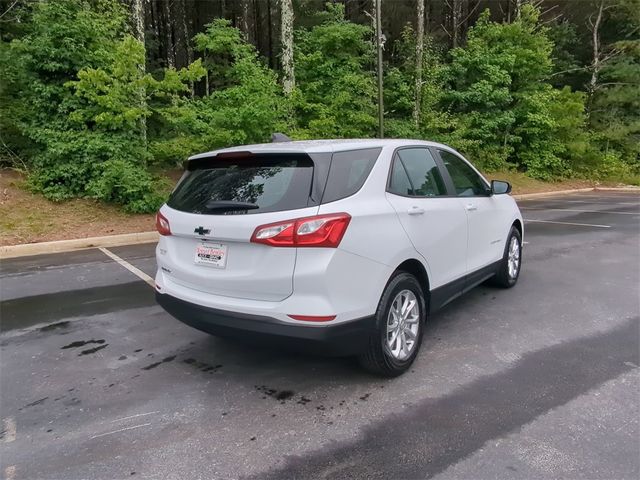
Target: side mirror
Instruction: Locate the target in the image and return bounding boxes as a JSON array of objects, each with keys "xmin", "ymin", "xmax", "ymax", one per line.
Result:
[{"xmin": 491, "ymin": 180, "xmax": 512, "ymax": 195}]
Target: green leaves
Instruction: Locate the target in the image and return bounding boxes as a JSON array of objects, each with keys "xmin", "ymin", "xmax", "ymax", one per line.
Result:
[{"xmin": 293, "ymin": 3, "xmax": 376, "ymax": 138}]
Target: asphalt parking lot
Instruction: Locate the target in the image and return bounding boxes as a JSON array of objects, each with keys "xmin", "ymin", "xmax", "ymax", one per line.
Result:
[{"xmin": 1, "ymin": 191, "xmax": 638, "ymax": 480}]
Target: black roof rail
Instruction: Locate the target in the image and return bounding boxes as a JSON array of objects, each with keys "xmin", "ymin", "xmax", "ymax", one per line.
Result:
[{"xmin": 271, "ymin": 133, "xmax": 292, "ymax": 143}]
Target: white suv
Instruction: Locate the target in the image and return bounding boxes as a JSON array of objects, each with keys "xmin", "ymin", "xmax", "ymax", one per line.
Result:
[{"xmin": 155, "ymin": 139, "xmax": 523, "ymax": 376}]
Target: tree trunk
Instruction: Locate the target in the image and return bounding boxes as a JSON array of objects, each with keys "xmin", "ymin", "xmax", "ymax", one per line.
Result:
[
  {"xmin": 514, "ymin": 0, "xmax": 523, "ymax": 20},
  {"xmin": 240, "ymin": 0, "xmax": 252, "ymax": 42},
  {"xmin": 267, "ymin": 0, "xmax": 274, "ymax": 69},
  {"xmin": 587, "ymin": 0, "xmax": 604, "ymax": 108},
  {"xmin": 161, "ymin": 0, "xmax": 175, "ymax": 69},
  {"xmin": 130, "ymin": 0, "xmax": 147, "ymax": 147},
  {"xmin": 414, "ymin": 0, "xmax": 425, "ymax": 127},
  {"xmin": 451, "ymin": 0, "xmax": 461, "ymax": 48},
  {"xmin": 175, "ymin": 0, "xmax": 192, "ymax": 69},
  {"xmin": 280, "ymin": 0, "xmax": 295, "ymax": 94},
  {"xmin": 375, "ymin": 0, "xmax": 384, "ymax": 138}
]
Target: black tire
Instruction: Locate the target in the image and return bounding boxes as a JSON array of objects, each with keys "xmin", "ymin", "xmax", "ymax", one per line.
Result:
[
  {"xmin": 358, "ymin": 272, "xmax": 426, "ymax": 377},
  {"xmin": 491, "ymin": 226, "xmax": 522, "ymax": 288}
]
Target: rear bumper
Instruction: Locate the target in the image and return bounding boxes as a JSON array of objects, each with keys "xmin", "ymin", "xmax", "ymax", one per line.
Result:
[{"xmin": 156, "ymin": 292, "xmax": 375, "ymax": 356}]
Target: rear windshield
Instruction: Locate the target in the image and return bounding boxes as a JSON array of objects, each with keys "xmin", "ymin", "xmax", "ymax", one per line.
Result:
[{"xmin": 167, "ymin": 154, "xmax": 314, "ymax": 215}]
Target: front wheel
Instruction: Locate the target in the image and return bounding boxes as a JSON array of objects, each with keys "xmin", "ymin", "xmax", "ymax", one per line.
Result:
[
  {"xmin": 358, "ymin": 272, "xmax": 426, "ymax": 377},
  {"xmin": 491, "ymin": 226, "xmax": 522, "ymax": 288}
]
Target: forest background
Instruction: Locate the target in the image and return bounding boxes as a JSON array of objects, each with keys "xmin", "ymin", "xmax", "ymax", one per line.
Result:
[{"xmin": 0, "ymin": 0, "xmax": 638, "ymax": 214}]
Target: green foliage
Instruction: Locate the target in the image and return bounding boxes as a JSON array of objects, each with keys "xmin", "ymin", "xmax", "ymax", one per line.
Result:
[
  {"xmin": 150, "ymin": 19, "xmax": 285, "ymax": 165},
  {"xmin": 2, "ymin": 0, "xmax": 638, "ymax": 218},
  {"xmin": 589, "ymin": 0, "xmax": 640, "ymax": 172},
  {"xmin": 1, "ymin": 1, "xmax": 181, "ymax": 212},
  {"xmin": 292, "ymin": 3, "xmax": 377, "ymax": 138},
  {"xmin": 444, "ymin": 6, "xmax": 582, "ymax": 177}
]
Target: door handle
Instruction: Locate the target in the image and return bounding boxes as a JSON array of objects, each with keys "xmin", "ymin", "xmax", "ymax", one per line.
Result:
[
  {"xmin": 465, "ymin": 203, "xmax": 478, "ymax": 211},
  {"xmin": 408, "ymin": 206, "xmax": 425, "ymax": 215}
]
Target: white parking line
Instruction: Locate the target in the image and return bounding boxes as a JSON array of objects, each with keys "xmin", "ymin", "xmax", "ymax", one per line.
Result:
[
  {"xmin": 524, "ymin": 219, "xmax": 611, "ymax": 228},
  {"xmin": 111, "ymin": 411, "xmax": 159, "ymax": 423},
  {"xmin": 520, "ymin": 207, "xmax": 639, "ymax": 216},
  {"xmin": 99, "ymin": 247, "xmax": 154, "ymax": 288},
  {"xmin": 2, "ymin": 417, "xmax": 16, "ymax": 443},
  {"xmin": 90, "ymin": 422, "xmax": 152, "ymax": 440},
  {"xmin": 4, "ymin": 465, "xmax": 16, "ymax": 480},
  {"xmin": 539, "ymin": 200, "xmax": 640, "ymax": 206}
]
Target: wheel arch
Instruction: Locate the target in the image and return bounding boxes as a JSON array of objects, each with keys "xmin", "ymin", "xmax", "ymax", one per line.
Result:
[
  {"xmin": 394, "ymin": 258, "xmax": 431, "ymax": 314},
  {"xmin": 512, "ymin": 218, "xmax": 523, "ymax": 237}
]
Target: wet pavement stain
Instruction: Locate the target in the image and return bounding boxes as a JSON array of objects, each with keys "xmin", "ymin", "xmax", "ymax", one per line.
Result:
[
  {"xmin": 182, "ymin": 358, "xmax": 223, "ymax": 374},
  {"xmin": 61, "ymin": 339, "xmax": 105, "ymax": 350},
  {"xmin": 255, "ymin": 385, "xmax": 296, "ymax": 403},
  {"xmin": 78, "ymin": 344, "xmax": 108, "ymax": 356},
  {"xmin": 20, "ymin": 397, "xmax": 49, "ymax": 410},
  {"xmin": 141, "ymin": 355, "xmax": 176, "ymax": 370},
  {"xmin": 39, "ymin": 321, "xmax": 70, "ymax": 332}
]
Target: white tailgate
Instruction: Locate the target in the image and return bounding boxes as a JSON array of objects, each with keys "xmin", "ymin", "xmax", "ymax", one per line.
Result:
[{"xmin": 158, "ymin": 204, "xmax": 319, "ymax": 302}]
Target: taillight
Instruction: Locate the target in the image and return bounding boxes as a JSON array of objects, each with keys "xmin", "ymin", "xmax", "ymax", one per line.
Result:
[
  {"xmin": 156, "ymin": 211, "xmax": 171, "ymax": 236},
  {"xmin": 250, "ymin": 213, "xmax": 351, "ymax": 248}
]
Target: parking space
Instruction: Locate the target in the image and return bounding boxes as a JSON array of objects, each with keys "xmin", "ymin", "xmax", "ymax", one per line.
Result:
[{"xmin": 1, "ymin": 192, "xmax": 638, "ymax": 479}]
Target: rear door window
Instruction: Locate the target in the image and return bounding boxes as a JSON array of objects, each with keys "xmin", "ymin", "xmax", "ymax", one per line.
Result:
[
  {"xmin": 168, "ymin": 154, "xmax": 314, "ymax": 215},
  {"xmin": 321, "ymin": 148, "xmax": 382, "ymax": 203},
  {"xmin": 388, "ymin": 148, "xmax": 447, "ymax": 197}
]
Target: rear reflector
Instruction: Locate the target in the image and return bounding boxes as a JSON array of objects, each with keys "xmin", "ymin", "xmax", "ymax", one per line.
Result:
[
  {"xmin": 156, "ymin": 211, "xmax": 171, "ymax": 236},
  {"xmin": 287, "ymin": 314, "xmax": 336, "ymax": 322},
  {"xmin": 250, "ymin": 213, "xmax": 351, "ymax": 248}
]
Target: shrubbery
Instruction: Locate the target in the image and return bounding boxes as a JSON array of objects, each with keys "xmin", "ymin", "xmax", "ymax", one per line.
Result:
[{"xmin": 0, "ymin": 1, "xmax": 638, "ymax": 213}]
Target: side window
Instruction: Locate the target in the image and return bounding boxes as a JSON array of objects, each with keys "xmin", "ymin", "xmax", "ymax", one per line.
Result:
[
  {"xmin": 438, "ymin": 150, "xmax": 489, "ymax": 197},
  {"xmin": 321, "ymin": 148, "xmax": 382, "ymax": 203},
  {"xmin": 389, "ymin": 159, "xmax": 413, "ymax": 195},
  {"xmin": 388, "ymin": 148, "xmax": 447, "ymax": 197}
]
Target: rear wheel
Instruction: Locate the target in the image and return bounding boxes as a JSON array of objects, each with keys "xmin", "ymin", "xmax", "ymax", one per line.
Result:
[
  {"xmin": 491, "ymin": 226, "xmax": 522, "ymax": 288},
  {"xmin": 358, "ymin": 272, "xmax": 426, "ymax": 377}
]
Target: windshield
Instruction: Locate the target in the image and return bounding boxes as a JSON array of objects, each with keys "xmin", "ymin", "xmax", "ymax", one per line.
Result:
[{"xmin": 167, "ymin": 154, "xmax": 315, "ymax": 215}]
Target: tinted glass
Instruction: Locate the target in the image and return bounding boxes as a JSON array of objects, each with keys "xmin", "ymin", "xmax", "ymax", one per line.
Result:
[
  {"xmin": 388, "ymin": 159, "xmax": 413, "ymax": 196},
  {"xmin": 168, "ymin": 155, "xmax": 314, "ymax": 215},
  {"xmin": 439, "ymin": 150, "xmax": 489, "ymax": 197},
  {"xmin": 321, "ymin": 148, "xmax": 382, "ymax": 203},
  {"xmin": 388, "ymin": 148, "xmax": 446, "ymax": 197}
]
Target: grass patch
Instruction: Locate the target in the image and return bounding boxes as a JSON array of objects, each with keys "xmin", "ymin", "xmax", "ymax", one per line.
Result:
[{"xmin": 0, "ymin": 169, "xmax": 155, "ymax": 246}]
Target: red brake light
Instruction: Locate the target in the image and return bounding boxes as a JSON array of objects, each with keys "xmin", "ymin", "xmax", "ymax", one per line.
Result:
[
  {"xmin": 250, "ymin": 213, "xmax": 351, "ymax": 248},
  {"xmin": 156, "ymin": 211, "xmax": 171, "ymax": 236}
]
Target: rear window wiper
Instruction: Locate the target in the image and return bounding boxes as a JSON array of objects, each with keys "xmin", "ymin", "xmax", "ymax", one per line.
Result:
[{"xmin": 204, "ymin": 200, "xmax": 259, "ymax": 212}]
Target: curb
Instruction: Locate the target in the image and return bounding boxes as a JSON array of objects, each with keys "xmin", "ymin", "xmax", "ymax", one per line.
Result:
[
  {"xmin": 0, "ymin": 232, "xmax": 159, "ymax": 260},
  {"xmin": 512, "ymin": 187, "xmax": 595, "ymax": 200},
  {"xmin": 595, "ymin": 186, "xmax": 640, "ymax": 192}
]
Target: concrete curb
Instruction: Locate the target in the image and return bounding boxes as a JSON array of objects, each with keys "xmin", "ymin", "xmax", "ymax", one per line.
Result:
[
  {"xmin": 595, "ymin": 186, "xmax": 640, "ymax": 192},
  {"xmin": 1, "ymin": 186, "xmax": 638, "ymax": 259},
  {"xmin": 512, "ymin": 187, "xmax": 595, "ymax": 200},
  {"xmin": 0, "ymin": 232, "xmax": 159, "ymax": 260}
]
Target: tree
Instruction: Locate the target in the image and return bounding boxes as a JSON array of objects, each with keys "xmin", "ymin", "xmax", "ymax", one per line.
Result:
[
  {"xmin": 588, "ymin": 0, "xmax": 640, "ymax": 171},
  {"xmin": 293, "ymin": 3, "xmax": 377, "ymax": 138},
  {"xmin": 414, "ymin": 0, "xmax": 425, "ymax": 126},
  {"xmin": 281, "ymin": 0, "xmax": 295, "ymax": 94},
  {"xmin": 446, "ymin": 6, "xmax": 564, "ymax": 176}
]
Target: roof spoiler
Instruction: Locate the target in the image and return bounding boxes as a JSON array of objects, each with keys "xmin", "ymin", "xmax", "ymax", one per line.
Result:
[{"xmin": 271, "ymin": 132, "xmax": 292, "ymax": 143}]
